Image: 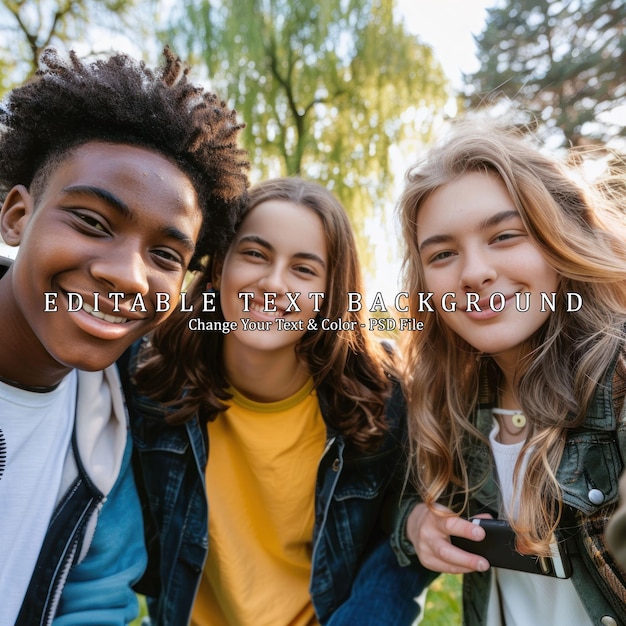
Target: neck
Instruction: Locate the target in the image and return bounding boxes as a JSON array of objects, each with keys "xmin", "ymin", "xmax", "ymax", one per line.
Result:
[
  {"xmin": 223, "ymin": 340, "xmax": 310, "ymax": 402},
  {"xmin": 492, "ymin": 356, "xmax": 517, "ymax": 389},
  {"xmin": 0, "ymin": 372, "xmax": 60, "ymax": 393},
  {"xmin": 0, "ymin": 276, "xmax": 70, "ymax": 389},
  {"xmin": 498, "ymin": 386, "xmax": 519, "ymax": 411},
  {"xmin": 493, "ymin": 379, "xmax": 528, "ymax": 444}
]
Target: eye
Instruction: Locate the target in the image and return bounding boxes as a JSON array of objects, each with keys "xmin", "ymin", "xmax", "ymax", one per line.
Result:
[
  {"xmin": 491, "ymin": 231, "xmax": 523, "ymax": 244},
  {"xmin": 428, "ymin": 250, "xmax": 455, "ymax": 264},
  {"xmin": 294, "ymin": 264, "xmax": 317, "ymax": 276},
  {"xmin": 73, "ymin": 210, "xmax": 109, "ymax": 234},
  {"xmin": 152, "ymin": 248, "xmax": 184, "ymax": 267},
  {"xmin": 241, "ymin": 248, "xmax": 266, "ymax": 261}
]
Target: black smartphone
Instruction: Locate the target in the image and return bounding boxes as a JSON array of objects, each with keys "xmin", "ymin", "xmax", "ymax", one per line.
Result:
[{"xmin": 451, "ymin": 518, "xmax": 572, "ymax": 579}]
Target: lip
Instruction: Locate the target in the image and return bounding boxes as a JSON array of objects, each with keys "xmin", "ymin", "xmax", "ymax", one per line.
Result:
[
  {"xmin": 464, "ymin": 294, "xmax": 512, "ymax": 321},
  {"xmin": 60, "ymin": 290, "xmax": 151, "ymax": 341},
  {"xmin": 82, "ymin": 301, "xmax": 127, "ymax": 324},
  {"xmin": 68, "ymin": 306, "xmax": 146, "ymax": 340},
  {"xmin": 248, "ymin": 299, "xmax": 287, "ymax": 321}
]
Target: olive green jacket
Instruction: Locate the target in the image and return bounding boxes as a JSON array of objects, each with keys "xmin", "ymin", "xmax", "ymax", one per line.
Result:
[{"xmin": 608, "ymin": 474, "xmax": 626, "ymax": 575}]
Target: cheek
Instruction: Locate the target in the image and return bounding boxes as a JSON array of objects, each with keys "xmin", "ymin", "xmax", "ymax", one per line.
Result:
[
  {"xmin": 217, "ymin": 276, "xmax": 245, "ymax": 319},
  {"xmin": 148, "ymin": 272, "xmax": 188, "ymax": 313},
  {"xmin": 157, "ymin": 270, "xmax": 187, "ymax": 293},
  {"xmin": 520, "ymin": 254, "xmax": 558, "ymax": 294},
  {"xmin": 434, "ymin": 305, "xmax": 461, "ymax": 332},
  {"xmin": 541, "ymin": 266, "xmax": 559, "ymax": 292},
  {"xmin": 219, "ymin": 259, "xmax": 251, "ymax": 292},
  {"xmin": 519, "ymin": 246, "xmax": 555, "ymax": 280},
  {"xmin": 423, "ymin": 267, "xmax": 452, "ymax": 296},
  {"xmin": 218, "ymin": 273, "xmax": 243, "ymax": 310},
  {"xmin": 299, "ymin": 300, "xmax": 320, "ymax": 320},
  {"xmin": 303, "ymin": 278, "xmax": 328, "ymax": 316}
]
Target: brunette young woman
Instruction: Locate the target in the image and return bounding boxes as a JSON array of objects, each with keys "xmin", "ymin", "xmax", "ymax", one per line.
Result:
[
  {"xmin": 393, "ymin": 124, "xmax": 626, "ymax": 625},
  {"xmin": 121, "ymin": 177, "xmax": 432, "ymax": 625}
]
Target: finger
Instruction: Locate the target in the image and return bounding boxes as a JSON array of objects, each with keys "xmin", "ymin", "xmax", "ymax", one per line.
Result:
[
  {"xmin": 419, "ymin": 539, "xmax": 490, "ymax": 574},
  {"xmin": 443, "ymin": 516, "xmax": 486, "ymax": 541}
]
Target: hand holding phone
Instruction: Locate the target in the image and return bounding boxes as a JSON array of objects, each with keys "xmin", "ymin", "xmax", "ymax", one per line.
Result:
[
  {"xmin": 406, "ymin": 503, "xmax": 491, "ymax": 574},
  {"xmin": 451, "ymin": 518, "xmax": 572, "ymax": 578}
]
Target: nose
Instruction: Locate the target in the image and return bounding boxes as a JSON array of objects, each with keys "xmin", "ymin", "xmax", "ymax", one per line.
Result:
[
  {"xmin": 257, "ymin": 263, "xmax": 288, "ymax": 295},
  {"xmin": 459, "ymin": 248, "xmax": 497, "ymax": 292},
  {"xmin": 90, "ymin": 246, "xmax": 150, "ymax": 296}
]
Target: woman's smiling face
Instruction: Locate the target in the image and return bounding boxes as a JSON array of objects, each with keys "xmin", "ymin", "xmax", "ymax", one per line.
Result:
[
  {"xmin": 416, "ymin": 170, "xmax": 559, "ymax": 363},
  {"xmin": 218, "ymin": 198, "xmax": 328, "ymax": 357}
]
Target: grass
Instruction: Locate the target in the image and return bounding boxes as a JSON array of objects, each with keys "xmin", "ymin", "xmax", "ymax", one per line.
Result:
[
  {"xmin": 131, "ymin": 575, "xmax": 462, "ymax": 625},
  {"xmin": 419, "ymin": 574, "xmax": 463, "ymax": 625},
  {"xmin": 130, "ymin": 595, "xmax": 147, "ymax": 625}
]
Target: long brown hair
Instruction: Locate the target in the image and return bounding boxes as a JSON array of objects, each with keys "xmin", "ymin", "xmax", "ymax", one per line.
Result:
[
  {"xmin": 135, "ymin": 177, "xmax": 391, "ymax": 451},
  {"xmin": 399, "ymin": 122, "xmax": 626, "ymax": 553}
]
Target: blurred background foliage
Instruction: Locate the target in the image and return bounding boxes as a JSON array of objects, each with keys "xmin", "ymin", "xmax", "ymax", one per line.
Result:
[
  {"xmin": 466, "ymin": 0, "xmax": 626, "ymax": 148},
  {"xmin": 1, "ymin": 0, "xmax": 624, "ymax": 258},
  {"xmin": 162, "ymin": 0, "xmax": 448, "ymax": 227}
]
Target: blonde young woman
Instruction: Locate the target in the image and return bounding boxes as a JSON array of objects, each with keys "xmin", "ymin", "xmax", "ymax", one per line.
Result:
[{"xmin": 392, "ymin": 124, "xmax": 626, "ymax": 625}]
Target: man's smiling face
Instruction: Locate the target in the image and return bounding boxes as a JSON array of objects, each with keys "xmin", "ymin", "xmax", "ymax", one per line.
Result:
[{"xmin": 0, "ymin": 141, "xmax": 202, "ymax": 385}]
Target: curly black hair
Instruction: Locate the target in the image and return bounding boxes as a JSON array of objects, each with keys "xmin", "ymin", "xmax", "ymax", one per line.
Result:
[{"xmin": 0, "ymin": 46, "xmax": 249, "ymax": 268}]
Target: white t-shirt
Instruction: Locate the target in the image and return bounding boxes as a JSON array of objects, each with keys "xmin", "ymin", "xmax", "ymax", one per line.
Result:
[
  {"xmin": 0, "ymin": 371, "xmax": 76, "ymax": 626},
  {"xmin": 487, "ymin": 422, "xmax": 592, "ymax": 626}
]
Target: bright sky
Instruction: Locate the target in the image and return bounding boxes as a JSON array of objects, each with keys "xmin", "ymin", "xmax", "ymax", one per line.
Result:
[
  {"xmin": 395, "ymin": 0, "xmax": 496, "ymax": 88},
  {"xmin": 366, "ymin": 0, "xmax": 496, "ymax": 300}
]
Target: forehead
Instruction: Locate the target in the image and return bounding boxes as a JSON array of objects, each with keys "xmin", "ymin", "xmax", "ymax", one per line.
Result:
[
  {"xmin": 48, "ymin": 141, "xmax": 191, "ymax": 190},
  {"xmin": 237, "ymin": 199, "xmax": 327, "ymax": 253},
  {"xmin": 418, "ymin": 172, "xmax": 514, "ymax": 230},
  {"xmin": 35, "ymin": 140, "xmax": 202, "ymax": 239}
]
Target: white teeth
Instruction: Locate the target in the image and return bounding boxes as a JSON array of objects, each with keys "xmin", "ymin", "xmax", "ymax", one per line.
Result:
[
  {"xmin": 250, "ymin": 302, "xmax": 284, "ymax": 317},
  {"xmin": 82, "ymin": 301, "xmax": 127, "ymax": 324}
]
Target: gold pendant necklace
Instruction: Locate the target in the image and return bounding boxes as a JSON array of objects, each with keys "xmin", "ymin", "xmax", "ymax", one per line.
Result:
[{"xmin": 492, "ymin": 407, "xmax": 527, "ymax": 436}]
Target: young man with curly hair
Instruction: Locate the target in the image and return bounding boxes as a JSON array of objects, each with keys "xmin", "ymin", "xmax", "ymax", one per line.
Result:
[{"xmin": 0, "ymin": 46, "xmax": 248, "ymax": 625}]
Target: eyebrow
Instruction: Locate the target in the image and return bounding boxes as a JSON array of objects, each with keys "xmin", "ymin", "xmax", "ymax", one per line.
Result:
[
  {"xmin": 238, "ymin": 234, "xmax": 326, "ymax": 268},
  {"xmin": 419, "ymin": 209, "xmax": 521, "ymax": 253},
  {"xmin": 481, "ymin": 210, "xmax": 520, "ymax": 230},
  {"xmin": 63, "ymin": 185, "xmax": 132, "ymax": 218},
  {"xmin": 63, "ymin": 184, "xmax": 196, "ymax": 253}
]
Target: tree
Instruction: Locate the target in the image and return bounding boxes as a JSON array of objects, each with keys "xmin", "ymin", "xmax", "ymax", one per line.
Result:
[
  {"xmin": 164, "ymin": 0, "xmax": 448, "ymax": 225},
  {"xmin": 465, "ymin": 0, "xmax": 626, "ymax": 148},
  {"xmin": 0, "ymin": 0, "xmax": 144, "ymax": 88}
]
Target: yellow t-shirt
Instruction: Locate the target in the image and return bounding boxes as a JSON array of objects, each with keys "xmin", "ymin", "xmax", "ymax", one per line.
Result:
[{"xmin": 191, "ymin": 378, "xmax": 326, "ymax": 626}]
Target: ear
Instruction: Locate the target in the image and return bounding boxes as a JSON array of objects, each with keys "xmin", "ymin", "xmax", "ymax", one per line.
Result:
[{"xmin": 1, "ymin": 185, "xmax": 34, "ymax": 246}]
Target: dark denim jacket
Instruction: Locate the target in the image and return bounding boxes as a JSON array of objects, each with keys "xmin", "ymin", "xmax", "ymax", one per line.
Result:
[
  {"xmin": 394, "ymin": 349, "xmax": 626, "ymax": 626},
  {"xmin": 15, "ymin": 433, "xmax": 105, "ymax": 625},
  {"xmin": 119, "ymin": 345, "xmax": 429, "ymax": 625}
]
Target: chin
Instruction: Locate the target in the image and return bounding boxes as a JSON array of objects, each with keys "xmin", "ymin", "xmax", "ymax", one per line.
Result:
[{"xmin": 58, "ymin": 350, "xmax": 123, "ymax": 372}]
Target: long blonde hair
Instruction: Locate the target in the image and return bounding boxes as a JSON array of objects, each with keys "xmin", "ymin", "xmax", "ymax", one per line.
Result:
[{"xmin": 399, "ymin": 123, "xmax": 626, "ymax": 553}]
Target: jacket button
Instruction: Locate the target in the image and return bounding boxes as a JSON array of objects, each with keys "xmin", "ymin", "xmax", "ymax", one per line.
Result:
[
  {"xmin": 331, "ymin": 458, "xmax": 340, "ymax": 471},
  {"xmin": 588, "ymin": 489, "xmax": 605, "ymax": 505},
  {"xmin": 601, "ymin": 616, "xmax": 617, "ymax": 626}
]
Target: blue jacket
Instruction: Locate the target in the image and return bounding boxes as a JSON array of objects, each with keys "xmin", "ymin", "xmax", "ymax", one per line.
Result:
[
  {"xmin": 119, "ymin": 342, "xmax": 431, "ymax": 625},
  {"xmin": 14, "ymin": 368, "xmax": 146, "ymax": 626}
]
